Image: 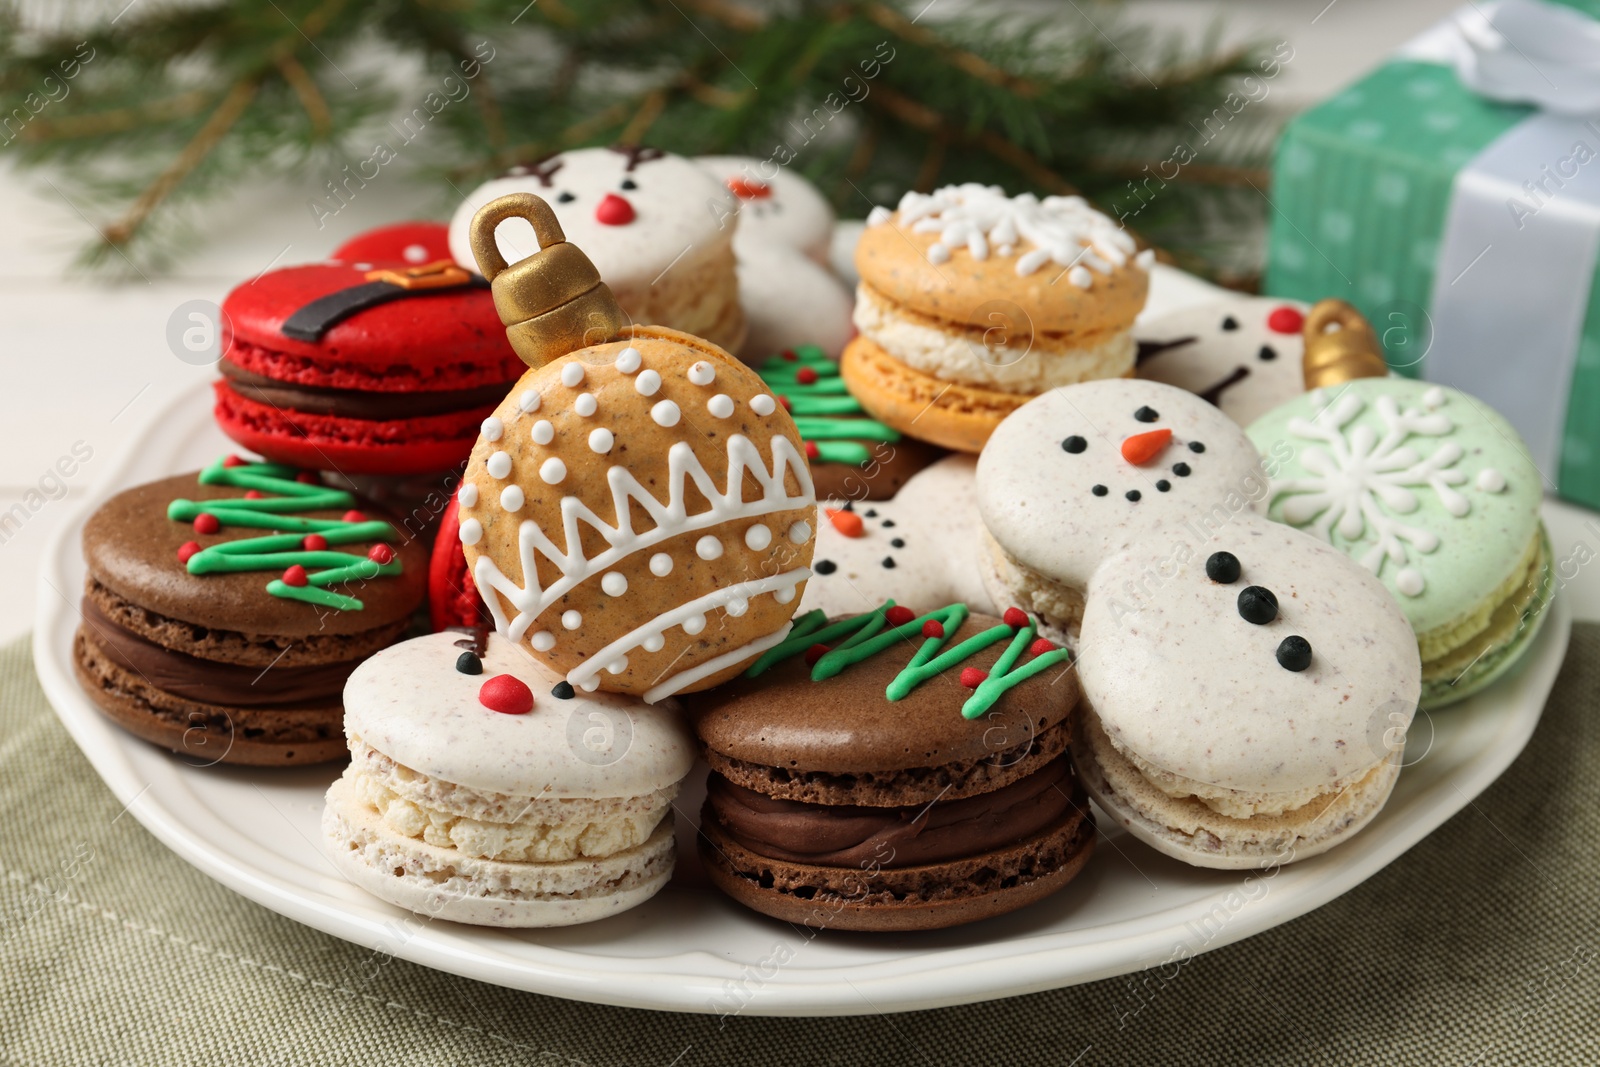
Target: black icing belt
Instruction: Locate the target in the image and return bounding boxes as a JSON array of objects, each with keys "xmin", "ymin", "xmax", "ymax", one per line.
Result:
[{"xmin": 217, "ymin": 361, "xmax": 514, "ymax": 420}]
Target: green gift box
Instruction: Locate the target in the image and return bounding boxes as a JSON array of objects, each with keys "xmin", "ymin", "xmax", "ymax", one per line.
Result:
[{"xmin": 1266, "ymin": 0, "xmax": 1600, "ymax": 509}]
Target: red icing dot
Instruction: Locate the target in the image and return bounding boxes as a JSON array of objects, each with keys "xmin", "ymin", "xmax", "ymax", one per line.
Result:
[
  {"xmin": 177, "ymin": 541, "xmax": 201, "ymax": 564},
  {"xmin": 367, "ymin": 543, "xmax": 395, "ymax": 564},
  {"xmin": 342, "ymin": 510, "xmax": 366, "ymax": 523},
  {"xmin": 804, "ymin": 643, "xmax": 831, "ymax": 666},
  {"xmin": 1029, "ymin": 638, "xmax": 1056, "ymax": 657},
  {"xmin": 826, "ymin": 508, "xmax": 864, "ymax": 538},
  {"xmin": 1267, "ymin": 306, "xmax": 1305, "ymax": 334},
  {"xmin": 243, "ymin": 489, "xmax": 264, "ymax": 499},
  {"xmin": 479, "ymin": 674, "xmax": 534, "ymax": 715},
  {"xmin": 960, "ymin": 667, "xmax": 989, "ymax": 689},
  {"xmin": 222, "ymin": 454, "xmax": 247, "ymax": 468},
  {"xmin": 281, "ymin": 564, "xmax": 309, "ymax": 587},
  {"xmin": 296, "ymin": 471, "xmax": 320, "ymax": 484},
  {"xmin": 805, "ymin": 440, "xmax": 821, "ymax": 461},
  {"xmin": 594, "ymin": 193, "xmax": 635, "ymax": 226},
  {"xmin": 781, "ymin": 349, "xmax": 798, "ymax": 362},
  {"xmin": 778, "ymin": 395, "xmax": 793, "ymax": 411},
  {"xmin": 921, "ymin": 620, "xmax": 945, "ymax": 639},
  {"xmin": 302, "ymin": 533, "xmax": 328, "ymax": 550},
  {"xmin": 885, "ymin": 605, "xmax": 915, "ymax": 627},
  {"xmin": 193, "ymin": 513, "xmax": 220, "ymax": 535},
  {"xmin": 796, "ymin": 366, "xmax": 819, "ymax": 385},
  {"xmin": 1002, "ymin": 607, "xmax": 1029, "ymax": 629}
]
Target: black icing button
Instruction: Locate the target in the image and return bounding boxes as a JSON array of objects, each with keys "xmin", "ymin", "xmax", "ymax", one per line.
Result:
[
  {"xmin": 1277, "ymin": 636, "xmax": 1312, "ymax": 672},
  {"xmin": 1134, "ymin": 406, "xmax": 1159, "ymax": 423},
  {"xmin": 1125, "ymin": 490, "xmax": 1141, "ymax": 502},
  {"xmin": 1237, "ymin": 585, "xmax": 1278, "ymax": 625},
  {"xmin": 1156, "ymin": 480, "xmax": 1171, "ymax": 492},
  {"xmin": 814, "ymin": 559, "xmax": 838, "ymax": 575},
  {"xmin": 1206, "ymin": 551, "xmax": 1241, "ymax": 584},
  {"xmin": 1222, "ymin": 315, "xmax": 1240, "ymax": 331},
  {"xmin": 1062, "ymin": 435, "xmax": 1088, "ymax": 453},
  {"xmin": 551, "ymin": 681, "xmax": 576, "ymax": 699},
  {"xmin": 455, "ymin": 652, "xmax": 482, "ymax": 675},
  {"xmin": 1188, "ymin": 441, "xmax": 1206, "ymax": 453},
  {"xmin": 1092, "ymin": 484, "xmax": 1109, "ymax": 497},
  {"xmin": 1173, "ymin": 462, "xmax": 1192, "ymax": 477},
  {"xmin": 881, "ymin": 557, "xmax": 897, "ymax": 569},
  {"xmin": 1257, "ymin": 345, "xmax": 1277, "ymax": 361}
]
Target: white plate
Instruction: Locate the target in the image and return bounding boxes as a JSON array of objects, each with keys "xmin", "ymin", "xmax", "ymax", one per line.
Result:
[{"xmin": 33, "ymin": 379, "xmax": 1571, "ymax": 1017}]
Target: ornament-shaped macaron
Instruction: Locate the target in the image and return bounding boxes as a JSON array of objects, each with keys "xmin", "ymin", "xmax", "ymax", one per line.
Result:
[{"xmin": 457, "ymin": 193, "xmax": 817, "ymax": 700}]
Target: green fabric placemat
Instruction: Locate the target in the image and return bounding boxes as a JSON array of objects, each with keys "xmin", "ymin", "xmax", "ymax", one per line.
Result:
[{"xmin": 3, "ymin": 630, "xmax": 1597, "ymax": 1066}]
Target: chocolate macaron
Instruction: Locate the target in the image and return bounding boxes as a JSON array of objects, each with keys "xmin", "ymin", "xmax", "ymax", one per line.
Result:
[
  {"xmin": 73, "ymin": 457, "xmax": 426, "ymax": 765},
  {"xmin": 686, "ymin": 601, "xmax": 1092, "ymax": 931}
]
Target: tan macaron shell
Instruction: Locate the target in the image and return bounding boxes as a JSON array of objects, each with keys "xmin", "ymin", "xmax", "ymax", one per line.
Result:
[{"xmin": 460, "ymin": 327, "xmax": 816, "ymax": 699}]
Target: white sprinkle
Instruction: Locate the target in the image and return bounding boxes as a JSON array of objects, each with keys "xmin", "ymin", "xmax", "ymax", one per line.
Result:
[
  {"xmin": 682, "ymin": 613, "xmax": 706, "ymax": 635},
  {"xmin": 531, "ymin": 631, "xmax": 556, "ymax": 651},
  {"xmin": 688, "ymin": 361, "xmax": 716, "ymax": 386},
  {"xmin": 788, "ymin": 520, "xmax": 812, "ymax": 544},
  {"xmin": 615, "ymin": 346, "xmax": 642, "ymax": 373},
  {"xmin": 696, "ymin": 535, "xmax": 723, "ymax": 560},
  {"xmin": 744, "ymin": 523, "xmax": 772, "ymax": 550},
  {"xmin": 540, "ymin": 457, "xmax": 566, "ymax": 484},
  {"xmin": 402, "ymin": 243, "xmax": 429, "ymax": 263},
  {"xmin": 1477, "ymin": 468, "xmax": 1506, "ymax": 493},
  {"xmin": 562, "ymin": 609, "xmax": 583, "ymax": 630},
  {"xmin": 642, "ymin": 633, "xmax": 665, "ymax": 652},
  {"xmin": 518, "ymin": 389, "xmax": 541, "ymax": 413},
  {"xmin": 750, "ymin": 394, "xmax": 776, "ymax": 416},
  {"xmin": 499, "ymin": 485, "xmax": 524, "ymax": 512},
  {"xmin": 606, "ymin": 656, "xmax": 628, "ymax": 675},
  {"xmin": 1397, "ymin": 567, "xmax": 1425, "ymax": 597},
  {"xmin": 457, "ymin": 484, "xmax": 478, "ymax": 507},
  {"xmin": 459, "ymin": 518, "xmax": 483, "ymax": 546},
  {"xmin": 636, "ymin": 369, "xmax": 662, "ymax": 396},
  {"xmin": 602, "ymin": 572, "xmax": 628, "ymax": 597},
  {"xmin": 1136, "ymin": 249, "xmax": 1156, "ymax": 269},
  {"xmin": 589, "ymin": 428, "xmax": 614, "ymax": 454},
  {"xmin": 926, "ymin": 242, "xmax": 950, "ymax": 265},
  {"xmin": 532, "ymin": 420, "xmax": 555, "ymax": 445},
  {"xmin": 649, "ymin": 552, "xmax": 674, "ymax": 577},
  {"xmin": 1423, "ymin": 386, "xmax": 1447, "ymax": 409},
  {"xmin": 867, "ymin": 205, "xmax": 891, "ymax": 226},
  {"xmin": 487, "ymin": 451, "xmax": 512, "ymax": 479},
  {"xmin": 351, "ymin": 261, "xmax": 372, "ymax": 271},
  {"xmin": 480, "ymin": 416, "xmax": 504, "ymax": 442},
  {"xmin": 708, "ymin": 394, "xmax": 735, "ymax": 418},
  {"xmin": 651, "ymin": 400, "xmax": 681, "ymax": 427},
  {"xmin": 1068, "ymin": 266, "xmax": 1093, "ymax": 289},
  {"xmin": 561, "ymin": 362, "xmax": 585, "ymax": 388},
  {"xmin": 574, "ymin": 393, "xmax": 597, "ymax": 417}
]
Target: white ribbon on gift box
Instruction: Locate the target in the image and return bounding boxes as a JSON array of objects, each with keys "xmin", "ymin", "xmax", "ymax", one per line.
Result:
[{"xmin": 1389, "ymin": 0, "xmax": 1600, "ymax": 481}]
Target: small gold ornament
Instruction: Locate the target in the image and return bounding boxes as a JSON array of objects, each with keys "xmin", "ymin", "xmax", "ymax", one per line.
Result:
[
  {"xmin": 1302, "ymin": 298, "xmax": 1389, "ymax": 390},
  {"xmin": 469, "ymin": 192, "xmax": 627, "ymax": 368}
]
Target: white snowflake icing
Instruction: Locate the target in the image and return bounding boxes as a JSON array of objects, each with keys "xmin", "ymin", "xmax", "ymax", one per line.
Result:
[
  {"xmin": 1274, "ymin": 390, "xmax": 1478, "ymax": 597},
  {"xmin": 873, "ymin": 183, "xmax": 1138, "ymax": 280}
]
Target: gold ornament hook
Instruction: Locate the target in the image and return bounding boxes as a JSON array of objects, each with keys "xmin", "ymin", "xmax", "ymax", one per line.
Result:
[{"xmin": 1301, "ymin": 298, "xmax": 1389, "ymax": 390}]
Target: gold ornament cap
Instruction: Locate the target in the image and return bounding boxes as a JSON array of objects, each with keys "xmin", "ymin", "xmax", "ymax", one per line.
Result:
[
  {"xmin": 1302, "ymin": 298, "xmax": 1389, "ymax": 390},
  {"xmin": 469, "ymin": 192, "xmax": 627, "ymax": 368}
]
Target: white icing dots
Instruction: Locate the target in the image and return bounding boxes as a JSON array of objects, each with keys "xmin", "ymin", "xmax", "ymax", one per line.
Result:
[
  {"xmin": 867, "ymin": 205, "xmax": 892, "ymax": 226},
  {"xmin": 1067, "ymin": 266, "xmax": 1093, "ymax": 289},
  {"xmin": 574, "ymin": 393, "xmax": 598, "ymax": 417},
  {"xmin": 688, "ymin": 361, "xmax": 716, "ymax": 386},
  {"xmin": 1136, "ymin": 249, "xmax": 1156, "ymax": 269},
  {"xmin": 457, "ymin": 484, "xmax": 478, "ymax": 507},
  {"xmin": 651, "ymin": 400, "xmax": 681, "ymax": 427},
  {"xmin": 562, "ymin": 609, "xmax": 583, "ymax": 630},
  {"xmin": 1477, "ymin": 468, "xmax": 1506, "ymax": 493},
  {"xmin": 589, "ymin": 428, "xmax": 614, "ymax": 454},
  {"xmin": 926, "ymin": 243, "xmax": 951, "ymax": 265},
  {"xmin": 499, "ymin": 485, "xmax": 524, "ymax": 512},
  {"xmin": 601, "ymin": 572, "xmax": 628, "ymax": 597},
  {"xmin": 578, "ymin": 677, "xmax": 600, "ymax": 693},
  {"xmin": 682, "ymin": 613, "xmax": 707, "ymax": 635},
  {"xmin": 487, "ymin": 451, "xmax": 512, "ymax": 479},
  {"xmin": 606, "ymin": 656, "xmax": 628, "ymax": 675},
  {"xmin": 615, "ymin": 346, "xmax": 642, "ymax": 374},
  {"xmin": 708, "ymin": 394, "xmax": 735, "ymax": 419},
  {"xmin": 517, "ymin": 389, "xmax": 541, "ymax": 414},
  {"xmin": 480, "ymin": 416, "xmax": 504, "ymax": 442},
  {"xmin": 540, "ymin": 457, "xmax": 567, "ymax": 485},
  {"xmin": 532, "ymin": 420, "xmax": 555, "ymax": 445},
  {"xmin": 1397, "ymin": 567, "xmax": 1426, "ymax": 597},
  {"xmin": 459, "ymin": 518, "xmax": 483, "ymax": 545},
  {"xmin": 775, "ymin": 585, "xmax": 796, "ymax": 604},
  {"xmin": 649, "ymin": 552, "xmax": 674, "ymax": 577},
  {"xmin": 636, "ymin": 369, "xmax": 662, "ymax": 396},
  {"xmin": 744, "ymin": 523, "xmax": 772, "ymax": 550},
  {"xmin": 560, "ymin": 362, "xmax": 585, "ymax": 388},
  {"xmin": 788, "ymin": 520, "xmax": 812, "ymax": 544},
  {"xmin": 402, "ymin": 243, "xmax": 429, "ymax": 263},
  {"xmin": 750, "ymin": 394, "xmax": 776, "ymax": 416},
  {"xmin": 1422, "ymin": 386, "xmax": 1446, "ymax": 410},
  {"xmin": 696, "ymin": 535, "xmax": 723, "ymax": 560},
  {"xmin": 642, "ymin": 633, "xmax": 665, "ymax": 653},
  {"xmin": 725, "ymin": 597, "xmax": 750, "ymax": 617},
  {"xmin": 531, "ymin": 630, "xmax": 556, "ymax": 652}
]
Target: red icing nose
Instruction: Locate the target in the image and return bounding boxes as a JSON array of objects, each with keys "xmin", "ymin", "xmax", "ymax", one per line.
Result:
[
  {"xmin": 595, "ymin": 194, "xmax": 635, "ymax": 226},
  {"xmin": 479, "ymin": 674, "xmax": 534, "ymax": 715},
  {"xmin": 1121, "ymin": 428, "xmax": 1172, "ymax": 465},
  {"xmin": 1266, "ymin": 306, "xmax": 1304, "ymax": 334}
]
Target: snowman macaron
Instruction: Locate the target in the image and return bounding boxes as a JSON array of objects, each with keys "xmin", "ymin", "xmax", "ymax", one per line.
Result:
[
  {"xmin": 448, "ymin": 146, "xmax": 747, "ymax": 353},
  {"xmin": 696, "ymin": 155, "xmax": 854, "ymax": 361},
  {"xmin": 1136, "ymin": 295, "xmax": 1311, "ymax": 428}
]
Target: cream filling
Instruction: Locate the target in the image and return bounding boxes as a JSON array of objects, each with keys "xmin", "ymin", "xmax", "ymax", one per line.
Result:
[
  {"xmin": 1417, "ymin": 528, "xmax": 1544, "ymax": 668},
  {"xmin": 853, "ymin": 284, "xmax": 1134, "ymax": 393}
]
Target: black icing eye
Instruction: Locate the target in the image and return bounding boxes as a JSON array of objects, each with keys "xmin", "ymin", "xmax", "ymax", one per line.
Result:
[
  {"xmin": 1189, "ymin": 441, "xmax": 1206, "ymax": 453},
  {"xmin": 1222, "ymin": 315, "xmax": 1240, "ymax": 331},
  {"xmin": 881, "ymin": 519, "xmax": 896, "ymax": 528},
  {"xmin": 1156, "ymin": 480, "xmax": 1171, "ymax": 492},
  {"xmin": 551, "ymin": 681, "xmax": 576, "ymax": 699},
  {"xmin": 1206, "ymin": 551, "xmax": 1241, "ymax": 583},
  {"xmin": 1237, "ymin": 586, "xmax": 1278, "ymax": 625},
  {"xmin": 455, "ymin": 652, "xmax": 482, "ymax": 675},
  {"xmin": 814, "ymin": 559, "xmax": 837, "ymax": 575},
  {"xmin": 890, "ymin": 538, "xmax": 905, "ymax": 548},
  {"xmin": 621, "ymin": 178, "xmax": 638, "ymax": 190},
  {"xmin": 1258, "ymin": 345, "xmax": 1278, "ymax": 361},
  {"xmin": 1134, "ymin": 406, "xmax": 1159, "ymax": 423},
  {"xmin": 1062, "ymin": 435, "xmax": 1088, "ymax": 453},
  {"xmin": 1092, "ymin": 484, "xmax": 1109, "ymax": 497},
  {"xmin": 1277, "ymin": 636, "xmax": 1312, "ymax": 672},
  {"xmin": 881, "ymin": 557, "xmax": 897, "ymax": 569},
  {"xmin": 864, "ymin": 509, "xmax": 878, "ymax": 518},
  {"xmin": 557, "ymin": 191, "xmax": 576, "ymax": 203},
  {"xmin": 1173, "ymin": 462, "xmax": 1192, "ymax": 477},
  {"xmin": 1125, "ymin": 490, "xmax": 1141, "ymax": 502}
]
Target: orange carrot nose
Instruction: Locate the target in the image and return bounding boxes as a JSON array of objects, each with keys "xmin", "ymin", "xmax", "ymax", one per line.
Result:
[{"xmin": 1121, "ymin": 428, "xmax": 1172, "ymax": 465}]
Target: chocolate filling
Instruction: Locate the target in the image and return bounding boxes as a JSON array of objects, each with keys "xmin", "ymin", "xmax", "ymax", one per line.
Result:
[
  {"xmin": 79, "ymin": 598, "xmax": 359, "ymax": 706},
  {"xmin": 218, "ymin": 361, "xmax": 514, "ymax": 420},
  {"xmin": 706, "ymin": 756, "xmax": 1079, "ymax": 869}
]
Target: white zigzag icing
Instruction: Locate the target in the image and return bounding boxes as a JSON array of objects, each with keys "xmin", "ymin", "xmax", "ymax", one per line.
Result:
[{"xmin": 475, "ymin": 433, "xmax": 816, "ymax": 642}]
